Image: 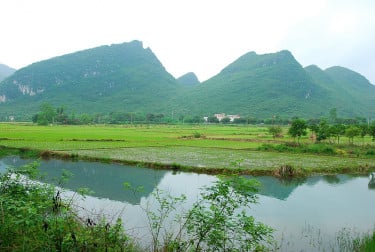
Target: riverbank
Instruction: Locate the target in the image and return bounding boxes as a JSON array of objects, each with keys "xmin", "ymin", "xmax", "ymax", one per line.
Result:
[
  {"xmin": 1, "ymin": 155, "xmax": 374, "ymax": 252},
  {"xmin": 0, "ymin": 123, "xmax": 374, "ymax": 177},
  {"xmin": 1, "ymin": 145, "xmax": 374, "ymax": 178}
]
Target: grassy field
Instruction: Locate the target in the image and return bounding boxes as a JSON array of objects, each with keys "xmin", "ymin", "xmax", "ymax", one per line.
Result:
[{"xmin": 0, "ymin": 123, "xmax": 374, "ymax": 175}]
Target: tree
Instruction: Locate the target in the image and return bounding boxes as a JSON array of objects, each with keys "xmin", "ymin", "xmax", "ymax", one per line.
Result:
[
  {"xmin": 316, "ymin": 120, "xmax": 331, "ymax": 142},
  {"xmin": 268, "ymin": 125, "xmax": 282, "ymax": 140},
  {"xmin": 328, "ymin": 108, "xmax": 338, "ymax": 124},
  {"xmin": 138, "ymin": 176, "xmax": 274, "ymax": 251},
  {"xmin": 233, "ymin": 117, "xmax": 247, "ymax": 124},
  {"xmin": 358, "ymin": 124, "xmax": 369, "ymax": 144},
  {"xmin": 288, "ymin": 118, "xmax": 307, "ymax": 143},
  {"xmin": 80, "ymin": 113, "xmax": 93, "ymax": 125},
  {"xmin": 146, "ymin": 113, "xmax": 155, "ymax": 122},
  {"xmin": 185, "ymin": 176, "xmax": 274, "ymax": 251},
  {"xmin": 37, "ymin": 103, "xmax": 57, "ymax": 125},
  {"xmin": 345, "ymin": 125, "xmax": 361, "ymax": 144},
  {"xmin": 207, "ymin": 116, "xmax": 219, "ymax": 123},
  {"xmin": 330, "ymin": 124, "xmax": 346, "ymax": 144},
  {"xmin": 369, "ymin": 122, "xmax": 375, "ymax": 141},
  {"xmin": 55, "ymin": 106, "xmax": 68, "ymax": 124},
  {"xmin": 221, "ymin": 117, "xmax": 231, "ymax": 124},
  {"xmin": 307, "ymin": 119, "xmax": 319, "ymax": 142},
  {"xmin": 184, "ymin": 115, "xmax": 204, "ymax": 124}
]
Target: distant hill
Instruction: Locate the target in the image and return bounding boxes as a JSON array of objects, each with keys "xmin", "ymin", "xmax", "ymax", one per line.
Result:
[
  {"xmin": 0, "ymin": 41, "xmax": 184, "ymax": 119},
  {"xmin": 305, "ymin": 65, "xmax": 375, "ymax": 117},
  {"xmin": 174, "ymin": 50, "xmax": 330, "ymax": 118},
  {"xmin": 0, "ymin": 41, "xmax": 374, "ymax": 121},
  {"xmin": 0, "ymin": 64, "xmax": 16, "ymax": 82},
  {"xmin": 177, "ymin": 72, "xmax": 200, "ymax": 86}
]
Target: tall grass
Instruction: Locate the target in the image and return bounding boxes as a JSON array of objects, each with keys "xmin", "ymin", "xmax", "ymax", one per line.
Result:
[
  {"xmin": 359, "ymin": 231, "xmax": 375, "ymax": 251},
  {"xmin": 0, "ymin": 163, "xmax": 138, "ymax": 251}
]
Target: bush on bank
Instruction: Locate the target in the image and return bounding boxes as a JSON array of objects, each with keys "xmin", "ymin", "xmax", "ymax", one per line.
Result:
[{"xmin": 0, "ymin": 162, "xmax": 136, "ymax": 251}]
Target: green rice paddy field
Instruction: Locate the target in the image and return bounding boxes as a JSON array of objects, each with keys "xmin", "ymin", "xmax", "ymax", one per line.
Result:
[{"xmin": 0, "ymin": 123, "xmax": 374, "ymax": 175}]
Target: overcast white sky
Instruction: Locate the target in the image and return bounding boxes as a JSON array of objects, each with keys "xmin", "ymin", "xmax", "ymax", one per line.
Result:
[{"xmin": 1, "ymin": 0, "xmax": 375, "ymax": 84}]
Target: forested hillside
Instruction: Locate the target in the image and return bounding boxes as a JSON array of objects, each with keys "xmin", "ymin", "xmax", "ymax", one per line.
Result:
[
  {"xmin": 0, "ymin": 41, "xmax": 184, "ymax": 119},
  {"xmin": 174, "ymin": 50, "xmax": 330, "ymax": 118},
  {"xmin": 0, "ymin": 41, "xmax": 374, "ymax": 121}
]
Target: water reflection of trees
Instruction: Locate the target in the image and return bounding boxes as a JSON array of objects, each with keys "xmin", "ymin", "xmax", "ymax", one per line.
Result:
[{"xmin": 322, "ymin": 175, "xmax": 340, "ymax": 184}]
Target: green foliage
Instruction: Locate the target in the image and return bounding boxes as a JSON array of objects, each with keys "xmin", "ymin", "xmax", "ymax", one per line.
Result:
[
  {"xmin": 328, "ymin": 108, "xmax": 338, "ymax": 124},
  {"xmin": 184, "ymin": 176, "xmax": 274, "ymax": 251},
  {"xmin": 2, "ymin": 45, "xmax": 375, "ymax": 121},
  {"xmin": 359, "ymin": 231, "xmax": 375, "ymax": 251},
  {"xmin": 275, "ymin": 164, "xmax": 299, "ymax": 177},
  {"xmin": 288, "ymin": 118, "xmax": 307, "ymax": 143},
  {"xmin": 369, "ymin": 122, "xmax": 375, "ymax": 141},
  {"xmin": 144, "ymin": 188, "xmax": 187, "ymax": 251},
  {"xmin": 258, "ymin": 143, "xmax": 336, "ymax": 155},
  {"xmin": 330, "ymin": 124, "xmax": 346, "ymax": 144},
  {"xmin": 0, "ymin": 40, "xmax": 182, "ymax": 120},
  {"xmin": 36, "ymin": 103, "xmax": 57, "ymax": 125},
  {"xmin": 177, "ymin": 72, "xmax": 200, "ymax": 86},
  {"xmin": 193, "ymin": 131, "xmax": 202, "ymax": 138},
  {"xmin": 183, "ymin": 115, "xmax": 204, "ymax": 124},
  {"xmin": 221, "ymin": 117, "xmax": 231, "ymax": 124},
  {"xmin": 207, "ymin": 116, "xmax": 219, "ymax": 123},
  {"xmin": 316, "ymin": 120, "xmax": 331, "ymax": 142},
  {"xmin": 268, "ymin": 125, "xmax": 282, "ymax": 139},
  {"xmin": 0, "ymin": 123, "xmax": 374, "ymax": 176},
  {"xmin": 0, "ymin": 163, "xmax": 136, "ymax": 251},
  {"xmin": 345, "ymin": 126, "xmax": 361, "ymax": 144},
  {"xmin": 333, "ymin": 227, "xmax": 375, "ymax": 252},
  {"xmin": 137, "ymin": 176, "xmax": 274, "ymax": 251}
]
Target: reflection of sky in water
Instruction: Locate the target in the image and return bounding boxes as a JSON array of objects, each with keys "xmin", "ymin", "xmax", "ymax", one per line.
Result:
[
  {"xmin": 252, "ymin": 175, "xmax": 375, "ymax": 251},
  {"xmin": 0, "ymin": 161, "xmax": 7, "ymax": 173},
  {"xmin": 1, "ymin": 156, "xmax": 374, "ymax": 251}
]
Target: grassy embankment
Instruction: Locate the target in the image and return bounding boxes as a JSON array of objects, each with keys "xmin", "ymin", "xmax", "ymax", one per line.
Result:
[{"xmin": 0, "ymin": 123, "xmax": 374, "ymax": 176}]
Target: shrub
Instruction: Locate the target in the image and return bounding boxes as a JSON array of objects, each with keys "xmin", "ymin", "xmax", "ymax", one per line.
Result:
[
  {"xmin": 274, "ymin": 164, "xmax": 295, "ymax": 177},
  {"xmin": 365, "ymin": 149, "xmax": 375, "ymax": 156},
  {"xmin": 0, "ymin": 163, "xmax": 136, "ymax": 251},
  {"xmin": 306, "ymin": 144, "xmax": 335, "ymax": 155},
  {"xmin": 139, "ymin": 176, "xmax": 275, "ymax": 251},
  {"xmin": 193, "ymin": 131, "xmax": 202, "ymax": 138}
]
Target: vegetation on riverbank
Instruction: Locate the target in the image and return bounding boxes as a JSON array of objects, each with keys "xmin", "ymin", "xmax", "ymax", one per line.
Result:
[
  {"xmin": 0, "ymin": 162, "xmax": 137, "ymax": 251},
  {"xmin": 359, "ymin": 232, "xmax": 375, "ymax": 251},
  {"xmin": 0, "ymin": 163, "xmax": 275, "ymax": 251},
  {"xmin": 1, "ymin": 162, "xmax": 374, "ymax": 251},
  {"xmin": 0, "ymin": 123, "xmax": 374, "ymax": 177}
]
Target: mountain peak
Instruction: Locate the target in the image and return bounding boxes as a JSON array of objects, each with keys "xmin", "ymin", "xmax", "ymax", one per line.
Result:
[
  {"xmin": 325, "ymin": 66, "xmax": 374, "ymax": 87},
  {"xmin": 177, "ymin": 72, "xmax": 200, "ymax": 86},
  {"xmin": 0, "ymin": 43, "xmax": 374, "ymax": 120},
  {"xmin": 0, "ymin": 40, "xmax": 179, "ymax": 116},
  {"xmin": 219, "ymin": 49, "xmax": 300, "ymax": 77},
  {"xmin": 0, "ymin": 63, "xmax": 16, "ymax": 82}
]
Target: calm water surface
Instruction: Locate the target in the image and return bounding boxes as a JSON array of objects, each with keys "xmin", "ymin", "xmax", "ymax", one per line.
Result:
[{"xmin": 1, "ymin": 156, "xmax": 374, "ymax": 251}]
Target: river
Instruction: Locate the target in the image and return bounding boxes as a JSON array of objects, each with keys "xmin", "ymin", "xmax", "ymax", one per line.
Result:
[{"xmin": 1, "ymin": 156, "xmax": 374, "ymax": 251}]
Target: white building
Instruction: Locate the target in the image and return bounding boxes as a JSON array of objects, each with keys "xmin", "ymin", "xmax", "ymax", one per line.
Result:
[{"xmin": 214, "ymin": 113, "xmax": 240, "ymax": 122}]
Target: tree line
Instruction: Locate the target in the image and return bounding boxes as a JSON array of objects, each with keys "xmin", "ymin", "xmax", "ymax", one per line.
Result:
[
  {"xmin": 32, "ymin": 103, "xmax": 372, "ymax": 130},
  {"xmin": 271, "ymin": 118, "xmax": 375, "ymax": 144}
]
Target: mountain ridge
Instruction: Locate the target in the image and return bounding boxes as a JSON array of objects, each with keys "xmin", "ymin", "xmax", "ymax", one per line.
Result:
[
  {"xmin": 0, "ymin": 63, "xmax": 16, "ymax": 82},
  {"xmin": 177, "ymin": 72, "xmax": 200, "ymax": 86},
  {"xmin": 0, "ymin": 41, "xmax": 374, "ymax": 120}
]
